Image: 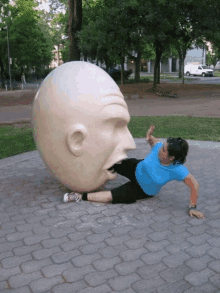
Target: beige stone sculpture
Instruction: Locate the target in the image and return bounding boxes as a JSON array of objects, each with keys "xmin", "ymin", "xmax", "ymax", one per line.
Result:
[{"xmin": 32, "ymin": 61, "xmax": 136, "ymax": 192}]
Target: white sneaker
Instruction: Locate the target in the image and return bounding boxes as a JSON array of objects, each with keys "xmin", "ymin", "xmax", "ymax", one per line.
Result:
[{"xmin": 63, "ymin": 192, "xmax": 83, "ymax": 203}]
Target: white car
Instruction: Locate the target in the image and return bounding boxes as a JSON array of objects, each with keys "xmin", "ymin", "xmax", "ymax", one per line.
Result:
[{"xmin": 184, "ymin": 64, "xmax": 214, "ymax": 77}]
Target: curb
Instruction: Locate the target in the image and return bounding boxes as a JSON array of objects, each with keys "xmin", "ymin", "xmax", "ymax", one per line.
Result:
[
  {"xmin": 0, "ymin": 118, "xmax": 31, "ymax": 126},
  {"xmin": 0, "ymin": 150, "xmax": 39, "ymax": 169}
]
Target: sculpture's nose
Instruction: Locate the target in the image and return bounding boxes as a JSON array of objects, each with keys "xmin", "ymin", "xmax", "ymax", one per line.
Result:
[{"xmin": 123, "ymin": 128, "xmax": 136, "ymax": 152}]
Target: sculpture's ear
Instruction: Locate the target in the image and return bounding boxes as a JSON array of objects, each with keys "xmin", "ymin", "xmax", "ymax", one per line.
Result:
[{"xmin": 66, "ymin": 124, "xmax": 87, "ymax": 157}]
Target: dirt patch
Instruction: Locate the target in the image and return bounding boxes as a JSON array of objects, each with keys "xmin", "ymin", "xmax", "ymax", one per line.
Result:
[
  {"xmin": 0, "ymin": 82, "xmax": 220, "ymax": 128},
  {"xmin": 119, "ymin": 82, "xmax": 220, "ymax": 99},
  {"xmin": 0, "ymin": 83, "xmax": 220, "ymax": 107}
]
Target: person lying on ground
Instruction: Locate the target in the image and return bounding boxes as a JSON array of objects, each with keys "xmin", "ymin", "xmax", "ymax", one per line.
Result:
[{"xmin": 63, "ymin": 125, "xmax": 204, "ymax": 219}]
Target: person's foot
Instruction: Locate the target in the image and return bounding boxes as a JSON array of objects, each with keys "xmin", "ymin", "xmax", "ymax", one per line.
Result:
[{"xmin": 63, "ymin": 192, "xmax": 82, "ymax": 203}]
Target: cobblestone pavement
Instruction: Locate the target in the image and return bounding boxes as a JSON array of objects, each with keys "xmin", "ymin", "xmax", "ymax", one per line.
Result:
[{"xmin": 0, "ymin": 138, "xmax": 220, "ymax": 293}]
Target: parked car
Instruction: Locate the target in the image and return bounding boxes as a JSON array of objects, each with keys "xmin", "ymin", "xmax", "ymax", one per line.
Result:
[{"xmin": 184, "ymin": 64, "xmax": 214, "ymax": 77}]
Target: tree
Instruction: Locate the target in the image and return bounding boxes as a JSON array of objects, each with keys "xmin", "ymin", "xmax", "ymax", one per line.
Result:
[
  {"xmin": 172, "ymin": 36, "xmax": 193, "ymax": 82},
  {"xmin": 43, "ymin": 0, "xmax": 69, "ymax": 64},
  {"xmin": 142, "ymin": 0, "xmax": 220, "ymax": 87},
  {"xmin": 134, "ymin": 0, "xmax": 187, "ymax": 87},
  {"xmin": 72, "ymin": 0, "xmax": 220, "ymax": 86},
  {"xmin": 0, "ymin": 0, "xmax": 54, "ymax": 87},
  {"xmin": 68, "ymin": 0, "xmax": 82, "ymax": 61},
  {"xmin": 10, "ymin": 0, "xmax": 54, "ymax": 71},
  {"xmin": 206, "ymin": 51, "xmax": 212, "ymax": 67},
  {"xmin": 101, "ymin": 0, "xmax": 145, "ymax": 83},
  {"xmin": 142, "ymin": 42, "xmax": 156, "ymax": 65},
  {"xmin": 0, "ymin": 0, "xmax": 10, "ymax": 88},
  {"xmin": 205, "ymin": 33, "xmax": 220, "ymax": 70},
  {"xmin": 176, "ymin": 0, "xmax": 220, "ymax": 82},
  {"xmin": 120, "ymin": 0, "xmax": 147, "ymax": 83},
  {"xmin": 78, "ymin": 0, "xmax": 147, "ymax": 84},
  {"xmin": 206, "ymin": 47, "xmax": 220, "ymax": 70},
  {"xmin": 77, "ymin": 0, "xmax": 119, "ymax": 77},
  {"xmin": 39, "ymin": 10, "xmax": 66, "ymax": 66}
]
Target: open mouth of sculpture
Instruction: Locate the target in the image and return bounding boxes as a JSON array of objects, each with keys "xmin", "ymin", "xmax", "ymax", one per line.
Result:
[
  {"xmin": 108, "ymin": 165, "xmax": 115, "ymax": 173},
  {"xmin": 105, "ymin": 159, "xmax": 125, "ymax": 180},
  {"xmin": 107, "ymin": 159, "xmax": 124, "ymax": 174}
]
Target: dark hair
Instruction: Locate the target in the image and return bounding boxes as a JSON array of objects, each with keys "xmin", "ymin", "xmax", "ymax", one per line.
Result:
[{"xmin": 167, "ymin": 137, "xmax": 189, "ymax": 165}]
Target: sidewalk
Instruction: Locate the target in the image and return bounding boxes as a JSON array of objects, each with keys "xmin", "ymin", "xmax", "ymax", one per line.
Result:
[
  {"xmin": 0, "ymin": 105, "xmax": 32, "ymax": 124},
  {"xmin": 1, "ymin": 77, "xmax": 220, "ymax": 123},
  {"xmin": 0, "ymin": 138, "xmax": 220, "ymax": 292},
  {"xmin": 1, "ymin": 93, "xmax": 220, "ymax": 125}
]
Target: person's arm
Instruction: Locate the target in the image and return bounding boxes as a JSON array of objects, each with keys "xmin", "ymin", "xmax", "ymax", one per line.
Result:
[
  {"xmin": 183, "ymin": 173, "xmax": 204, "ymax": 219},
  {"xmin": 146, "ymin": 125, "xmax": 159, "ymax": 148}
]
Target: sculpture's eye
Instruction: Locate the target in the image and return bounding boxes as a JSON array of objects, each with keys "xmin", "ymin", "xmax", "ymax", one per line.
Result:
[{"xmin": 116, "ymin": 119, "xmax": 128, "ymax": 128}]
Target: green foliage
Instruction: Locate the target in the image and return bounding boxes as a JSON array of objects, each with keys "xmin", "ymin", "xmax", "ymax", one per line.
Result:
[
  {"xmin": 206, "ymin": 51, "xmax": 213, "ymax": 67},
  {"xmin": 60, "ymin": 39, "xmax": 69, "ymax": 62},
  {"xmin": 45, "ymin": 0, "xmax": 220, "ymax": 84},
  {"xmin": 206, "ymin": 37, "xmax": 220, "ymax": 68},
  {"xmin": 142, "ymin": 43, "xmax": 156, "ymax": 61},
  {"xmin": 0, "ymin": 0, "xmax": 54, "ymax": 83},
  {"xmin": 76, "ymin": 0, "xmax": 220, "ymax": 85},
  {"xmin": 78, "ymin": 0, "xmax": 148, "ymax": 81},
  {"xmin": 2, "ymin": 0, "xmax": 220, "ymax": 87},
  {"xmin": 206, "ymin": 49, "xmax": 220, "ymax": 68},
  {"xmin": 10, "ymin": 0, "xmax": 54, "ymax": 68},
  {"xmin": 38, "ymin": 0, "xmax": 69, "ymax": 63}
]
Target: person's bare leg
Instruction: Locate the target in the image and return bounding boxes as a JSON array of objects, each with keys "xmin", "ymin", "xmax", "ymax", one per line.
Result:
[
  {"xmin": 63, "ymin": 190, "xmax": 112, "ymax": 203},
  {"xmin": 87, "ymin": 191, "xmax": 112, "ymax": 203}
]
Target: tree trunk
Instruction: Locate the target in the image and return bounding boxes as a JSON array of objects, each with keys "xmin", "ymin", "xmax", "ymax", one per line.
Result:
[
  {"xmin": 104, "ymin": 58, "xmax": 111, "ymax": 74},
  {"xmin": 134, "ymin": 51, "xmax": 141, "ymax": 83},
  {"xmin": 153, "ymin": 61, "xmax": 157, "ymax": 89},
  {"xmin": 182, "ymin": 59, "xmax": 185, "ymax": 84},
  {"xmin": 157, "ymin": 62, "xmax": 160, "ymax": 84},
  {"xmin": 153, "ymin": 47, "xmax": 162, "ymax": 88},
  {"xmin": 68, "ymin": 0, "xmax": 82, "ymax": 61},
  {"xmin": 120, "ymin": 56, "xmax": 125, "ymax": 85},
  {"xmin": 0, "ymin": 56, "xmax": 5, "ymax": 88},
  {"xmin": 84, "ymin": 52, "xmax": 88, "ymax": 62},
  {"xmin": 178, "ymin": 57, "xmax": 183, "ymax": 79},
  {"xmin": 57, "ymin": 44, "xmax": 60, "ymax": 66},
  {"xmin": 182, "ymin": 49, "xmax": 186, "ymax": 84}
]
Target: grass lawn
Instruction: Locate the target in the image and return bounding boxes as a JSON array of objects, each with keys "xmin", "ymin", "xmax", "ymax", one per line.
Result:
[
  {"xmin": 128, "ymin": 116, "xmax": 220, "ymax": 141},
  {"xmin": 214, "ymin": 71, "xmax": 220, "ymax": 77},
  {"xmin": 0, "ymin": 126, "xmax": 37, "ymax": 159},
  {"xmin": 0, "ymin": 116, "xmax": 220, "ymax": 159}
]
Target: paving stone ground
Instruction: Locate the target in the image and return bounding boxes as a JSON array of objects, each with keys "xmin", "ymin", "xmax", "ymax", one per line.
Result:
[{"xmin": 0, "ymin": 138, "xmax": 220, "ymax": 293}]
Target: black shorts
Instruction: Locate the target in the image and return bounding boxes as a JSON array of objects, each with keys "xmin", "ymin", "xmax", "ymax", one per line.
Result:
[{"xmin": 111, "ymin": 158, "xmax": 153, "ymax": 204}]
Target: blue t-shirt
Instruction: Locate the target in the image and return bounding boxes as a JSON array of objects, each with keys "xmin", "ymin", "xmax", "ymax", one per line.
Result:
[{"xmin": 135, "ymin": 142, "xmax": 189, "ymax": 196}]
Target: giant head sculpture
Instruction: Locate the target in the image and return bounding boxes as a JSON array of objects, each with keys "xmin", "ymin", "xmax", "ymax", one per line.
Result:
[{"xmin": 32, "ymin": 61, "xmax": 136, "ymax": 192}]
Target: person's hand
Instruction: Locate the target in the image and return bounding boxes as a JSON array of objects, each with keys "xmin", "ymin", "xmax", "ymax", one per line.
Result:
[
  {"xmin": 188, "ymin": 209, "xmax": 204, "ymax": 219},
  {"xmin": 146, "ymin": 125, "xmax": 155, "ymax": 140}
]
